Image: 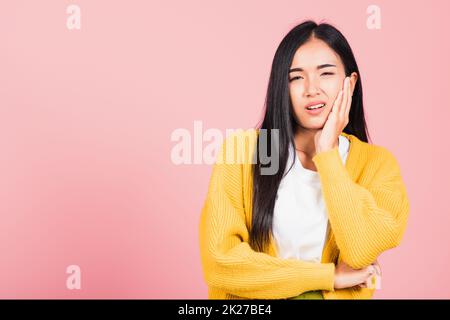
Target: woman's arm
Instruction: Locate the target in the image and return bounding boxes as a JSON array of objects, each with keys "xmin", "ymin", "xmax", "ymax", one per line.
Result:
[
  {"xmin": 312, "ymin": 146, "xmax": 410, "ymax": 270},
  {"xmin": 199, "ymin": 136, "xmax": 335, "ymax": 299}
]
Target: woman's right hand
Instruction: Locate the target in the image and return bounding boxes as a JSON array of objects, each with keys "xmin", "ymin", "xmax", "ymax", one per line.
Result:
[{"xmin": 333, "ymin": 260, "xmax": 376, "ymax": 290}]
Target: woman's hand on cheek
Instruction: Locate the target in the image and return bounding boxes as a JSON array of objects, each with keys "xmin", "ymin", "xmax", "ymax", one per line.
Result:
[{"xmin": 314, "ymin": 76, "xmax": 352, "ymax": 154}]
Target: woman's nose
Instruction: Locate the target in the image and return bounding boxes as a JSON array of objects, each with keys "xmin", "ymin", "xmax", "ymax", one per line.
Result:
[{"xmin": 304, "ymin": 79, "xmax": 321, "ymax": 96}]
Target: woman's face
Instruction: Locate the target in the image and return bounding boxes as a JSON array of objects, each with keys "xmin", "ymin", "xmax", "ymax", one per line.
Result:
[{"xmin": 289, "ymin": 37, "xmax": 358, "ymax": 130}]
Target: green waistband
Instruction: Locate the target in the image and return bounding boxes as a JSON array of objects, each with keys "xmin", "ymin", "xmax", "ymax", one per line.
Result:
[{"xmin": 288, "ymin": 290, "xmax": 324, "ymax": 300}]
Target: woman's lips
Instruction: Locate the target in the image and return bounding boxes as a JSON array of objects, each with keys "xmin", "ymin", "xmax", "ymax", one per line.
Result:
[{"xmin": 305, "ymin": 103, "xmax": 326, "ymax": 115}]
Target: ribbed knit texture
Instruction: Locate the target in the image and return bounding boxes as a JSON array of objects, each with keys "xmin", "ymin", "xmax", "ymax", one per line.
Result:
[{"xmin": 198, "ymin": 129, "xmax": 410, "ymax": 299}]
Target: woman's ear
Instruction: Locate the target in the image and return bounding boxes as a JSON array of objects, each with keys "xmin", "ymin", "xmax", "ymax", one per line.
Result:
[{"xmin": 349, "ymin": 72, "xmax": 358, "ymax": 95}]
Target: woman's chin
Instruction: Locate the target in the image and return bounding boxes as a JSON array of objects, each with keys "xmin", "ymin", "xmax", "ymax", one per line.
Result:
[{"xmin": 302, "ymin": 120, "xmax": 326, "ymax": 130}]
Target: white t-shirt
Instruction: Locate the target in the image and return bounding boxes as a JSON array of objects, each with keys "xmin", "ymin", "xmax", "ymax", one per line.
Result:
[{"xmin": 272, "ymin": 135, "xmax": 350, "ymax": 262}]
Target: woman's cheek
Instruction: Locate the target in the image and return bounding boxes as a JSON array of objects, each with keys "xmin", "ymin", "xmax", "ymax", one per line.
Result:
[
  {"xmin": 322, "ymin": 82, "xmax": 341, "ymax": 102},
  {"xmin": 289, "ymin": 85, "xmax": 304, "ymax": 109}
]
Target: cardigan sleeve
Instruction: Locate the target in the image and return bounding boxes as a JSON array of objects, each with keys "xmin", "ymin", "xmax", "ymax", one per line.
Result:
[
  {"xmin": 312, "ymin": 146, "xmax": 410, "ymax": 270},
  {"xmin": 198, "ymin": 134, "xmax": 336, "ymax": 299}
]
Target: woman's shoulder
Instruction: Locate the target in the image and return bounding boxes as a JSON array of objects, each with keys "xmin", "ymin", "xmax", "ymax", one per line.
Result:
[{"xmin": 344, "ymin": 132, "xmax": 403, "ymax": 174}]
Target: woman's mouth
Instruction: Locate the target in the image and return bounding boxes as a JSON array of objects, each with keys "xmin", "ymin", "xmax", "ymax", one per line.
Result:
[{"xmin": 305, "ymin": 103, "xmax": 325, "ymax": 115}]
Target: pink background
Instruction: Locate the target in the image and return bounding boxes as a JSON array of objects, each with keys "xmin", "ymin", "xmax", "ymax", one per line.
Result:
[{"xmin": 0, "ymin": 0, "xmax": 449, "ymax": 298}]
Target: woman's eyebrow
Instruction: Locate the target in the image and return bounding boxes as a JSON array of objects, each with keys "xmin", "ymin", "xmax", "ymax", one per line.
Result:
[{"xmin": 289, "ymin": 64, "xmax": 337, "ymax": 73}]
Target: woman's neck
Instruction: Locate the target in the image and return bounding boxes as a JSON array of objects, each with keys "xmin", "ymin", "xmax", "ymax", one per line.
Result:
[
  {"xmin": 294, "ymin": 126, "xmax": 340, "ymax": 158},
  {"xmin": 294, "ymin": 127, "xmax": 319, "ymax": 158}
]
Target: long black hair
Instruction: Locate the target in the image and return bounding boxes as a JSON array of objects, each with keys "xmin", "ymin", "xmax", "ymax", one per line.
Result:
[{"xmin": 249, "ymin": 20, "xmax": 371, "ymax": 253}]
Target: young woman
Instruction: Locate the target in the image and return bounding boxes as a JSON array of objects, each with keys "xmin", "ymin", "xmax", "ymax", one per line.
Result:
[{"xmin": 199, "ymin": 20, "xmax": 410, "ymax": 299}]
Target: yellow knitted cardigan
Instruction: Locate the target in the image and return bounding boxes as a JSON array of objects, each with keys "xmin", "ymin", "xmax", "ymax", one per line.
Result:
[{"xmin": 199, "ymin": 129, "xmax": 409, "ymax": 299}]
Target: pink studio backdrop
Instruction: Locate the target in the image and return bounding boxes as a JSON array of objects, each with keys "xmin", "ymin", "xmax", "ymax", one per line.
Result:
[{"xmin": 0, "ymin": 0, "xmax": 449, "ymax": 299}]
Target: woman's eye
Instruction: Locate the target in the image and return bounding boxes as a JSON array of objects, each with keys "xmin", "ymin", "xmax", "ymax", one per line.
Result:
[{"xmin": 289, "ymin": 73, "xmax": 334, "ymax": 82}]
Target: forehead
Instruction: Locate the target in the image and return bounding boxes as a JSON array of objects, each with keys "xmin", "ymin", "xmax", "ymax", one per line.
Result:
[{"xmin": 290, "ymin": 38, "xmax": 342, "ymax": 69}]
